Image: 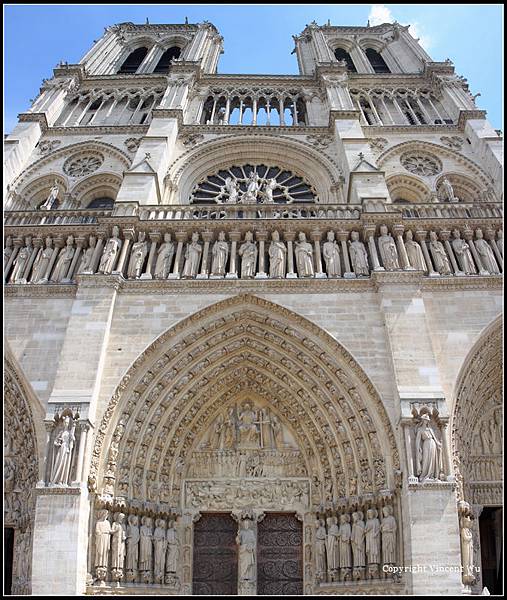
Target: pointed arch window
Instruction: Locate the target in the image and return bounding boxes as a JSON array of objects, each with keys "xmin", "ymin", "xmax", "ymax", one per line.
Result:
[
  {"xmin": 118, "ymin": 47, "xmax": 148, "ymax": 74},
  {"xmin": 153, "ymin": 46, "xmax": 181, "ymax": 73},
  {"xmin": 86, "ymin": 197, "xmax": 114, "ymax": 209},
  {"xmin": 365, "ymin": 48, "xmax": 390, "ymax": 73},
  {"xmin": 334, "ymin": 48, "xmax": 357, "ymax": 72}
]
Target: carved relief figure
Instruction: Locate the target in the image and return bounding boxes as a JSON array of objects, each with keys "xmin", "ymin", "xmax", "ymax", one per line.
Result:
[
  {"xmin": 10, "ymin": 237, "xmax": 33, "ymax": 283},
  {"xmin": 154, "ymin": 233, "xmax": 175, "ymax": 279},
  {"xmin": 51, "ymin": 235, "xmax": 75, "ymax": 282},
  {"xmin": 153, "ymin": 519, "xmax": 167, "ymax": 583},
  {"xmin": 223, "ymin": 408, "xmax": 237, "ymax": 448},
  {"xmin": 111, "ymin": 512, "xmax": 127, "ymax": 578},
  {"xmin": 404, "ymin": 230, "xmax": 426, "ymax": 271},
  {"xmin": 211, "ymin": 231, "xmax": 229, "ymax": 276},
  {"xmin": 126, "ymin": 514, "xmax": 140, "ymax": 578},
  {"xmin": 326, "ymin": 516, "xmax": 339, "ymax": 578},
  {"xmin": 99, "ymin": 226, "xmax": 122, "ymax": 274},
  {"xmin": 268, "ymin": 230, "xmax": 286, "ymax": 278},
  {"xmin": 349, "ymin": 231, "xmax": 369, "ymax": 276},
  {"xmin": 166, "ymin": 519, "xmax": 180, "ymax": 576},
  {"xmin": 441, "ymin": 177, "xmax": 458, "ymax": 202},
  {"xmin": 380, "ymin": 506, "xmax": 397, "ymax": 568},
  {"xmin": 295, "ymin": 232, "xmax": 314, "ymax": 277},
  {"xmin": 460, "ymin": 514, "xmax": 475, "ymax": 584},
  {"xmin": 40, "ymin": 180, "xmax": 60, "ymax": 210},
  {"xmin": 429, "ymin": 231, "xmax": 452, "ymax": 275},
  {"xmin": 237, "ymin": 519, "xmax": 256, "ymax": 589},
  {"xmin": 339, "ymin": 513, "xmax": 352, "ymax": 580},
  {"xmin": 237, "ymin": 402, "xmax": 259, "ymax": 447},
  {"xmin": 94, "ymin": 510, "xmax": 112, "ymax": 579},
  {"xmin": 78, "ymin": 235, "xmax": 96, "ymax": 274},
  {"xmin": 451, "ymin": 229, "xmax": 476, "ymax": 274},
  {"xmin": 475, "ymin": 229, "xmax": 499, "ymax": 274},
  {"xmin": 139, "ymin": 516, "xmax": 153, "ymax": 577},
  {"xmin": 315, "ymin": 519, "xmax": 328, "ymax": 582},
  {"xmin": 238, "ymin": 231, "xmax": 257, "ymax": 278},
  {"xmin": 50, "ymin": 413, "xmax": 76, "ymax": 485},
  {"xmin": 225, "ymin": 177, "xmax": 239, "ymax": 204},
  {"xmin": 415, "ymin": 414, "xmax": 442, "ymax": 482},
  {"xmin": 262, "ymin": 178, "xmax": 277, "ymax": 203},
  {"xmin": 322, "ymin": 231, "xmax": 341, "ymax": 277},
  {"xmin": 31, "ymin": 237, "xmax": 54, "ymax": 283},
  {"xmin": 242, "ymin": 171, "xmax": 260, "ymax": 203},
  {"xmin": 182, "ymin": 232, "xmax": 202, "ymax": 278},
  {"xmin": 365, "ymin": 509, "xmax": 380, "ymax": 578},
  {"xmin": 127, "ymin": 231, "xmax": 149, "ymax": 279},
  {"xmin": 351, "ymin": 511, "xmax": 366, "ymax": 579},
  {"xmin": 378, "ymin": 225, "xmax": 400, "ymax": 270}
]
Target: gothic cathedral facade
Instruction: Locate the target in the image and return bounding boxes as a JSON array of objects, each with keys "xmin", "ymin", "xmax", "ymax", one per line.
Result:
[{"xmin": 4, "ymin": 19, "xmax": 503, "ymax": 596}]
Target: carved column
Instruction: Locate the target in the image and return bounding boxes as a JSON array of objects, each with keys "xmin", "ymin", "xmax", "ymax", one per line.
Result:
[
  {"xmin": 42, "ymin": 236, "xmax": 64, "ymax": 282},
  {"xmin": 464, "ymin": 229, "xmax": 489, "ymax": 275},
  {"xmin": 226, "ymin": 231, "xmax": 241, "ymax": 279},
  {"xmin": 197, "ymin": 231, "xmax": 213, "ymax": 279},
  {"xmin": 255, "ymin": 231, "xmax": 268, "ymax": 279},
  {"xmin": 416, "ymin": 231, "xmax": 438, "ymax": 277},
  {"xmin": 182, "ymin": 511, "xmax": 198, "ymax": 595},
  {"xmin": 63, "ymin": 236, "xmax": 85, "ymax": 283},
  {"xmin": 440, "ymin": 230, "xmax": 463, "ymax": 275},
  {"xmin": 392, "ymin": 225, "xmax": 413, "ymax": 270},
  {"xmin": 284, "ymin": 231, "xmax": 297, "ymax": 278},
  {"xmin": 113, "ymin": 228, "xmax": 134, "ymax": 276},
  {"xmin": 4, "ymin": 238, "xmax": 21, "ymax": 281},
  {"xmin": 311, "ymin": 231, "xmax": 326, "ymax": 278},
  {"xmin": 72, "ymin": 422, "xmax": 90, "ymax": 484},
  {"xmin": 168, "ymin": 231, "xmax": 187, "ymax": 279},
  {"xmin": 470, "ymin": 504, "xmax": 484, "ymax": 594},
  {"xmin": 364, "ymin": 226, "xmax": 384, "ymax": 271},
  {"xmin": 485, "ymin": 228, "xmax": 503, "ymax": 271},
  {"xmin": 140, "ymin": 231, "xmax": 160, "ymax": 280},
  {"xmin": 337, "ymin": 231, "xmax": 354, "ymax": 278}
]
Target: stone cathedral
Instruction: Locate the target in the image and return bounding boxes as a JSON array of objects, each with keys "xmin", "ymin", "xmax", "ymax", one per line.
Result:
[{"xmin": 3, "ymin": 18, "xmax": 503, "ymax": 596}]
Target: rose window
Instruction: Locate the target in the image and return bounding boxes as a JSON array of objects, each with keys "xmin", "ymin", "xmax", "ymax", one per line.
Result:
[
  {"xmin": 63, "ymin": 153, "xmax": 104, "ymax": 178},
  {"xmin": 400, "ymin": 152, "xmax": 442, "ymax": 177},
  {"xmin": 190, "ymin": 164, "xmax": 317, "ymax": 204}
]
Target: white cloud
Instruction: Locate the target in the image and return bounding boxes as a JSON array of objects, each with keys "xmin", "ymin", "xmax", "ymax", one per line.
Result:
[{"xmin": 367, "ymin": 4, "xmax": 433, "ymax": 51}]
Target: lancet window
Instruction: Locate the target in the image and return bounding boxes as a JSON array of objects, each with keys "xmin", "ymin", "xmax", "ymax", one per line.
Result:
[
  {"xmin": 153, "ymin": 46, "xmax": 181, "ymax": 73},
  {"xmin": 118, "ymin": 47, "xmax": 149, "ymax": 74},
  {"xmin": 334, "ymin": 48, "xmax": 357, "ymax": 72}
]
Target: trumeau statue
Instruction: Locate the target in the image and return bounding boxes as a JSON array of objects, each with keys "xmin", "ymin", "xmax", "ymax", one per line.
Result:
[
  {"xmin": 295, "ymin": 232, "xmax": 314, "ymax": 277},
  {"xmin": 322, "ymin": 230, "xmax": 341, "ymax": 277},
  {"xmin": 475, "ymin": 229, "xmax": 499, "ymax": 274},
  {"xmin": 78, "ymin": 235, "xmax": 96, "ymax": 275},
  {"xmin": 378, "ymin": 225, "xmax": 400, "ymax": 270},
  {"xmin": 153, "ymin": 519, "xmax": 167, "ymax": 583},
  {"xmin": 238, "ymin": 231, "xmax": 257, "ymax": 278},
  {"xmin": 242, "ymin": 171, "xmax": 261, "ymax": 204},
  {"xmin": 237, "ymin": 519, "xmax": 256, "ymax": 590},
  {"xmin": 315, "ymin": 518, "xmax": 327, "ymax": 581},
  {"xmin": 404, "ymin": 230, "xmax": 426, "ymax": 271},
  {"xmin": 326, "ymin": 516, "xmax": 339, "ymax": 576},
  {"xmin": 182, "ymin": 232, "xmax": 202, "ymax": 278},
  {"xmin": 339, "ymin": 513, "xmax": 352, "ymax": 578},
  {"xmin": 415, "ymin": 414, "xmax": 442, "ymax": 482},
  {"xmin": 31, "ymin": 237, "xmax": 54, "ymax": 283},
  {"xmin": 380, "ymin": 506, "xmax": 397, "ymax": 566},
  {"xmin": 10, "ymin": 237, "xmax": 32, "ymax": 283},
  {"xmin": 49, "ymin": 412, "xmax": 76, "ymax": 485},
  {"xmin": 365, "ymin": 509, "xmax": 380, "ymax": 577},
  {"xmin": 211, "ymin": 231, "xmax": 229, "ymax": 276},
  {"xmin": 351, "ymin": 511, "xmax": 366, "ymax": 576},
  {"xmin": 127, "ymin": 231, "xmax": 148, "ymax": 279},
  {"xmin": 99, "ymin": 226, "xmax": 122, "ymax": 274},
  {"xmin": 126, "ymin": 514, "xmax": 140, "ymax": 577},
  {"xmin": 51, "ymin": 235, "xmax": 75, "ymax": 282},
  {"xmin": 429, "ymin": 231, "xmax": 452, "ymax": 275},
  {"xmin": 268, "ymin": 230, "xmax": 286, "ymax": 278},
  {"xmin": 95, "ymin": 509, "xmax": 112, "ymax": 573},
  {"xmin": 111, "ymin": 512, "xmax": 127, "ymax": 574},
  {"xmin": 224, "ymin": 177, "xmax": 239, "ymax": 204},
  {"xmin": 349, "ymin": 231, "xmax": 369, "ymax": 276},
  {"xmin": 40, "ymin": 180, "xmax": 60, "ymax": 210},
  {"xmin": 154, "ymin": 233, "xmax": 175, "ymax": 279},
  {"xmin": 451, "ymin": 229, "xmax": 476, "ymax": 274}
]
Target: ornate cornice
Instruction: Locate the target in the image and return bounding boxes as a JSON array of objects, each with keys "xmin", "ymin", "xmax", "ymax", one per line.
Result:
[{"xmin": 47, "ymin": 124, "xmax": 149, "ymax": 136}]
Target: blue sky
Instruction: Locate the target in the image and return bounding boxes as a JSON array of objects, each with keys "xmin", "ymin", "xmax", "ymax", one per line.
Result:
[{"xmin": 4, "ymin": 4, "xmax": 503, "ymax": 133}]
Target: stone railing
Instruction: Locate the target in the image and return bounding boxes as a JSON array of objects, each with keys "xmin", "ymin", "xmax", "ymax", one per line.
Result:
[
  {"xmin": 397, "ymin": 202, "xmax": 503, "ymax": 220},
  {"xmin": 3, "ymin": 209, "xmax": 112, "ymax": 227}
]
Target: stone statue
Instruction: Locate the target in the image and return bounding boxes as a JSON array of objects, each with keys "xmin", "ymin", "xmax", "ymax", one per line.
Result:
[
  {"xmin": 441, "ymin": 177, "xmax": 458, "ymax": 202},
  {"xmin": 94, "ymin": 510, "xmax": 112, "ymax": 580},
  {"xmin": 378, "ymin": 225, "xmax": 400, "ymax": 270},
  {"xmin": 339, "ymin": 513, "xmax": 352, "ymax": 580},
  {"xmin": 166, "ymin": 519, "xmax": 180, "ymax": 576},
  {"xmin": 127, "ymin": 231, "xmax": 148, "ymax": 279},
  {"xmin": 315, "ymin": 518, "xmax": 327, "ymax": 582},
  {"xmin": 139, "ymin": 516, "xmax": 153, "ymax": 577},
  {"xmin": 295, "ymin": 232, "xmax": 314, "ymax": 277},
  {"xmin": 326, "ymin": 516, "xmax": 339, "ymax": 577},
  {"xmin": 126, "ymin": 514, "xmax": 140, "ymax": 578},
  {"xmin": 429, "ymin": 231, "xmax": 452, "ymax": 275},
  {"xmin": 404, "ymin": 231, "xmax": 426, "ymax": 271},
  {"xmin": 322, "ymin": 231, "xmax": 341, "ymax": 277},
  {"xmin": 51, "ymin": 235, "xmax": 75, "ymax": 282},
  {"xmin": 262, "ymin": 178, "xmax": 277, "ymax": 204},
  {"xmin": 236, "ymin": 519, "xmax": 256, "ymax": 590},
  {"xmin": 268, "ymin": 230, "xmax": 286, "ymax": 278},
  {"xmin": 380, "ymin": 506, "xmax": 397, "ymax": 568},
  {"xmin": 475, "ymin": 229, "xmax": 499, "ymax": 274},
  {"xmin": 40, "ymin": 180, "xmax": 60, "ymax": 210},
  {"xmin": 4, "ymin": 236, "xmax": 13, "ymax": 269},
  {"xmin": 365, "ymin": 509, "xmax": 380, "ymax": 578},
  {"xmin": 238, "ymin": 231, "xmax": 257, "ymax": 278},
  {"xmin": 242, "ymin": 171, "xmax": 260, "ymax": 203},
  {"xmin": 225, "ymin": 177, "xmax": 239, "ymax": 204},
  {"xmin": 154, "ymin": 233, "xmax": 174, "ymax": 279},
  {"xmin": 99, "ymin": 226, "xmax": 122, "ymax": 274},
  {"xmin": 351, "ymin": 511, "xmax": 366, "ymax": 578},
  {"xmin": 237, "ymin": 401, "xmax": 259, "ymax": 447},
  {"xmin": 111, "ymin": 512, "xmax": 127, "ymax": 579},
  {"xmin": 223, "ymin": 407, "xmax": 236, "ymax": 449},
  {"xmin": 10, "ymin": 237, "xmax": 32, "ymax": 283},
  {"xmin": 153, "ymin": 518, "xmax": 167, "ymax": 583},
  {"xmin": 415, "ymin": 414, "xmax": 442, "ymax": 482},
  {"xmin": 451, "ymin": 229, "xmax": 476, "ymax": 274},
  {"xmin": 31, "ymin": 237, "xmax": 54, "ymax": 283},
  {"xmin": 78, "ymin": 236, "xmax": 96, "ymax": 275},
  {"xmin": 211, "ymin": 231, "xmax": 229, "ymax": 276},
  {"xmin": 497, "ymin": 230, "xmax": 503, "ymax": 257},
  {"xmin": 182, "ymin": 232, "xmax": 202, "ymax": 278},
  {"xmin": 50, "ymin": 413, "xmax": 76, "ymax": 485},
  {"xmin": 460, "ymin": 515, "xmax": 475, "ymax": 584},
  {"xmin": 349, "ymin": 231, "xmax": 369, "ymax": 276}
]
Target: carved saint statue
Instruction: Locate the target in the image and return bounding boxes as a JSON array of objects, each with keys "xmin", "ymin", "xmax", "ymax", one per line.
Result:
[
  {"xmin": 126, "ymin": 514, "xmax": 140, "ymax": 576},
  {"xmin": 95, "ymin": 509, "xmax": 112, "ymax": 570},
  {"xmin": 153, "ymin": 519, "xmax": 167, "ymax": 583},
  {"xmin": 475, "ymin": 229, "xmax": 499, "ymax": 274},
  {"xmin": 99, "ymin": 226, "xmax": 122, "ymax": 275},
  {"xmin": 111, "ymin": 512, "xmax": 127, "ymax": 574},
  {"xmin": 211, "ymin": 231, "xmax": 229, "ymax": 276},
  {"xmin": 380, "ymin": 506, "xmax": 397, "ymax": 567},
  {"xmin": 242, "ymin": 171, "xmax": 260, "ymax": 204},
  {"xmin": 404, "ymin": 230, "xmax": 427, "ymax": 271},
  {"xmin": 237, "ymin": 519, "xmax": 256, "ymax": 588},
  {"xmin": 326, "ymin": 516, "xmax": 339, "ymax": 576},
  {"xmin": 441, "ymin": 177, "xmax": 458, "ymax": 202},
  {"xmin": 50, "ymin": 413, "xmax": 76, "ymax": 485},
  {"xmin": 415, "ymin": 414, "xmax": 442, "ymax": 482},
  {"xmin": 378, "ymin": 225, "xmax": 400, "ymax": 270},
  {"xmin": 262, "ymin": 178, "xmax": 277, "ymax": 204},
  {"xmin": 365, "ymin": 509, "xmax": 380, "ymax": 573},
  {"xmin": 238, "ymin": 231, "xmax": 257, "ymax": 279},
  {"xmin": 451, "ymin": 229, "xmax": 476, "ymax": 274},
  {"xmin": 10, "ymin": 237, "xmax": 33, "ymax": 283},
  {"xmin": 127, "ymin": 231, "xmax": 148, "ymax": 279},
  {"xmin": 460, "ymin": 514, "xmax": 475, "ymax": 584},
  {"xmin": 351, "ymin": 511, "xmax": 366, "ymax": 575},
  {"xmin": 339, "ymin": 513, "xmax": 352, "ymax": 578},
  {"xmin": 182, "ymin": 232, "xmax": 202, "ymax": 278},
  {"xmin": 349, "ymin": 231, "xmax": 369, "ymax": 276},
  {"xmin": 322, "ymin": 231, "xmax": 341, "ymax": 277},
  {"xmin": 428, "ymin": 231, "xmax": 452, "ymax": 275},
  {"xmin": 225, "ymin": 177, "xmax": 239, "ymax": 204},
  {"xmin": 315, "ymin": 519, "xmax": 328, "ymax": 581},
  {"xmin": 166, "ymin": 519, "xmax": 180, "ymax": 575},
  {"xmin": 268, "ymin": 230, "xmax": 286, "ymax": 278},
  {"xmin": 4, "ymin": 236, "xmax": 13, "ymax": 269},
  {"xmin": 51, "ymin": 235, "xmax": 75, "ymax": 282},
  {"xmin": 238, "ymin": 402, "xmax": 260, "ymax": 447},
  {"xmin": 139, "ymin": 516, "xmax": 153, "ymax": 575},
  {"xmin": 223, "ymin": 408, "xmax": 236, "ymax": 449},
  {"xmin": 40, "ymin": 180, "xmax": 60, "ymax": 210},
  {"xmin": 78, "ymin": 235, "xmax": 97, "ymax": 275},
  {"xmin": 31, "ymin": 237, "xmax": 54, "ymax": 283},
  {"xmin": 295, "ymin": 232, "xmax": 314, "ymax": 277},
  {"xmin": 154, "ymin": 233, "xmax": 175, "ymax": 279}
]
